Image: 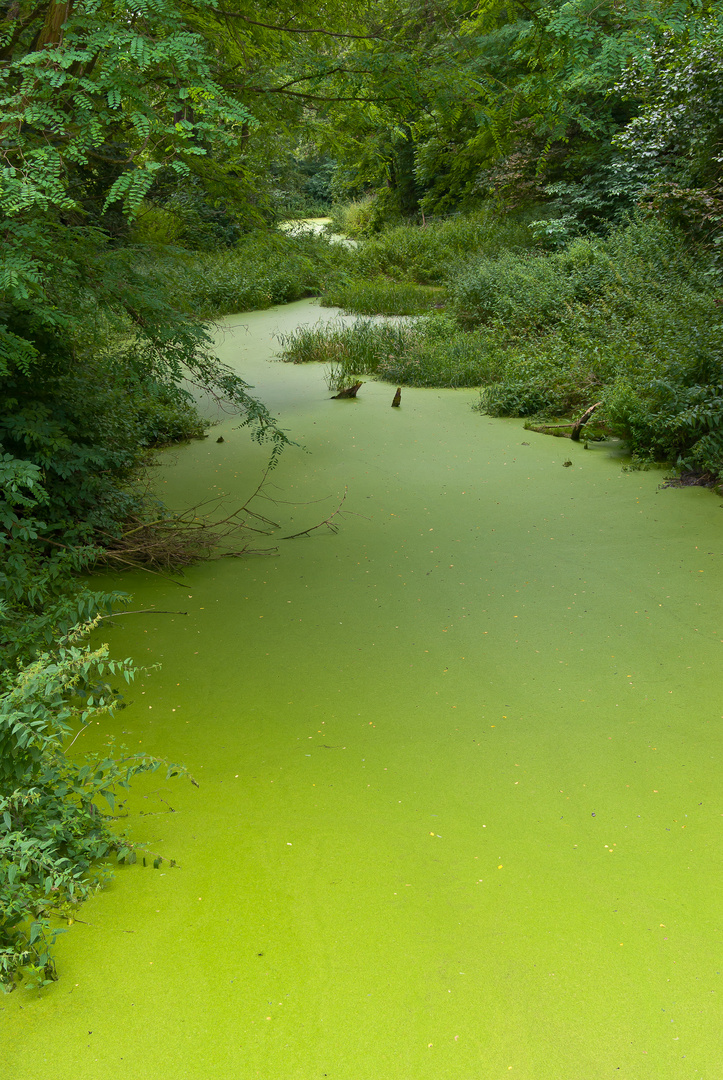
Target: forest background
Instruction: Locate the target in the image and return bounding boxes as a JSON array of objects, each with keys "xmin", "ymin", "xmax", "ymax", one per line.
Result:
[{"xmin": 1, "ymin": 0, "xmax": 722, "ymax": 988}]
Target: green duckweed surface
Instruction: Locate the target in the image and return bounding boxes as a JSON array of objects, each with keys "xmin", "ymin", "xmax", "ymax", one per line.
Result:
[{"xmin": 4, "ymin": 299, "xmax": 723, "ymax": 1079}]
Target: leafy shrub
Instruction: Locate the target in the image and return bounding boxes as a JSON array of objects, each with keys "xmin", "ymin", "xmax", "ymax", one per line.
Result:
[
  {"xmin": 604, "ymin": 370, "xmax": 723, "ymax": 473},
  {"xmin": 132, "ymin": 380, "xmax": 206, "ymax": 448},
  {"xmin": 0, "ymin": 329, "xmax": 219, "ymax": 676},
  {"xmin": 0, "ymin": 452, "xmax": 124, "ymax": 678},
  {"xmin": 451, "ymin": 250, "xmax": 576, "ymax": 331},
  {"xmin": 482, "ymin": 379, "xmax": 559, "ymax": 417},
  {"xmin": 328, "ymin": 196, "xmax": 380, "ymax": 237},
  {"xmin": 0, "ymin": 624, "xmax": 190, "ymax": 991}
]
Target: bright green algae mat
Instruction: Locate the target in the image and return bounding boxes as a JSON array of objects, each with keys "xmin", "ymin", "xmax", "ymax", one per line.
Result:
[{"xmin": 4, "ymin": 300, "xmax": 723, "ymax": 1079}]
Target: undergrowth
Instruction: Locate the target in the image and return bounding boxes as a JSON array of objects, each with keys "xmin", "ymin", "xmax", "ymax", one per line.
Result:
[
  {"xmin": 153, "ymin": 229, "xmax": 351, "ymax": 317},
  {"xmin": 348, "ymin": 209, "xmax": 540, "ymax": 284}
]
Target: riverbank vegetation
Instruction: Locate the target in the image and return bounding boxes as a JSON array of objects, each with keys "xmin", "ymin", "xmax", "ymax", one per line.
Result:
[
  {"xmin": 280, "ymin": 215, "xmax": 722, "ymax": 476},
  {"xmin": 2, "ymin": 0, "xmax": 723, "ymax": 988}
]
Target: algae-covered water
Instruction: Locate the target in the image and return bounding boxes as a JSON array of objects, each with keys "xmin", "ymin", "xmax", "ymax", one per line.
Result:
[{"xmin": 4, "ymin": 300, "xmax": 723, "ymax": 1079}]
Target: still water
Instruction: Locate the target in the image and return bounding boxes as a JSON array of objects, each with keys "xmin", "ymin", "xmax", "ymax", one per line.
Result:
[{"xmin": 4, "ymin": 300, "xmax": 723, "ymax": 1078}]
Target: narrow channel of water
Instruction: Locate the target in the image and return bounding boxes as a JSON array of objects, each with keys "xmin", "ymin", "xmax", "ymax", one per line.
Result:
[{"xmin": 5, "ymin": 299, "xmax": 723, "ymax": 1079}]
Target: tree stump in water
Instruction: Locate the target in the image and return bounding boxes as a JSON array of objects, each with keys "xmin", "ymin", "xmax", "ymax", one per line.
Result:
[
  {"xmin": 391, "ymin": 387, "xmax": 402, "ymax": 407},
  {"xmin": 331, "ymin": 381, "xmax": 363, "ymax": 399}
]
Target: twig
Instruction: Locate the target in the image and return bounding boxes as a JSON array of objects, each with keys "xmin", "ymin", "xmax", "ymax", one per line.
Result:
[
  {"xmin": 281, "ymin": 489, "xmax": 348, "ymax": 540},
  {"xmin": 99, "ymin": 609, "xmax": 189, "ymax": 618}
]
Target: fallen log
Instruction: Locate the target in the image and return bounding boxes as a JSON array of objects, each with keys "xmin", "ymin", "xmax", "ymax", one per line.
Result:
[{"xmin": 570, "ymin": 401, "xmax": 602, "ymax": 441}]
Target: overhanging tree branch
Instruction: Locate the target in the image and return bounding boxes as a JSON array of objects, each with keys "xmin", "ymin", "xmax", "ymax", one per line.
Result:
[
  {"xmin": 242, "ymin": 85, "xmax": 402, "ymax": 103},
  {"xmin": 214, "ymin": 9, "xmax": 392, "ymax": 43}
]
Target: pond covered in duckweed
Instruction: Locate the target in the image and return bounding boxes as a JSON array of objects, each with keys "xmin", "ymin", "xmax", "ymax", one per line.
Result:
[{"xmin": 4, "ymin": 299, "xmax": 723, "ymax": 1079}]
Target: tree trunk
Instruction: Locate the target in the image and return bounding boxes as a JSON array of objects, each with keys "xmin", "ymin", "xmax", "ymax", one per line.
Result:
[{"xmin": 36, "ymin": 0, "xmax": 73, "ymax": 49}]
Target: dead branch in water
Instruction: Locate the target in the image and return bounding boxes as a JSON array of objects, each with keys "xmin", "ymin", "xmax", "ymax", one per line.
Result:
[
  {"xmin": 96, "ymin": 469, "xmax": 281, "ymax": 575},
  {"xmin": 331, "ymin": 381, "xmax": 363, "ymax": 399},
  {"xmin": 98, "ymin": 609, "xmax": 190, "ymax": 618},
  {"xmin": 94, "ymin": 470, "xmax": 353, "ymax": 575},
  {"xmin": 281, "ymin": 489, "xmax": 348, "ymax": 540}
]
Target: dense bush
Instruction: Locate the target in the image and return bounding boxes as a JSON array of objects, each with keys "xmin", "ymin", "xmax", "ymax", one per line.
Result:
[
  {"xmin": 452, "ymin": 250, "xmax": 575, "ymax": 331},
  {"xmin": 450, "ymin": 216, "xmax": 713, "ymax": 331},
  {"xmin": 605, "ymin": 369, "xmax": 723, "ymax": 474},
  {"xmin": 463, "ymin": 218, "xmax": 723, "ymax": 473},
  {"xmin": 0, "ymin": 348, "xmax": 205, "ymax": 677},
  {"xmin": 328, "ymin": 196, "xmax": 381, "ymax": 238}
]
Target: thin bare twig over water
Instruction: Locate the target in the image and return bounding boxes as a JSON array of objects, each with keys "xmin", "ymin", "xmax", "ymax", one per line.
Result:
[{"xmin": 281, "ymin": 488, "xmax": 349, "ymax": 539}]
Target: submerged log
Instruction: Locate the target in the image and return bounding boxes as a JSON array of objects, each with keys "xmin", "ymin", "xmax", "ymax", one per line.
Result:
[
  {"xmin": 391, "ymin": 387, "xmax": 402, "ymax": 407},
  {"xmin": 331, "ymin": 381, "xmax": 363, "ymax": 399}
]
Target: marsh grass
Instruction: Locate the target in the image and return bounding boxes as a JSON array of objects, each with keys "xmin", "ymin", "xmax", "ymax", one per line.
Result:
[
  {"xmin": 276, "ymin": 318, "xmax": 413, "ymax": 375},
  {"xmin": 277, "ymin": 315, "xmax": 504, "ymax": 389},
  {"xmin": 319, "ymin": 275, "xmax": 444, "ymax": 316}
]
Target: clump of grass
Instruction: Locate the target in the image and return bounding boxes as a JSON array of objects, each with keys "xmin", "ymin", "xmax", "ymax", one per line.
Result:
[
  {"xmin": 319, "ymin": 275, "xmax": 444, "ymax": 316},
  {"xmin": 276, "ymin": 318, "xmax": 414, "ymax": 376},
  {"xmin": 375, "ymin": 318, "xmax": 507, "ymax": 388}
]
